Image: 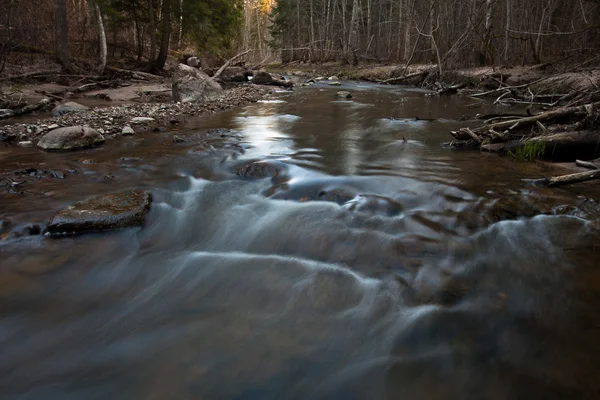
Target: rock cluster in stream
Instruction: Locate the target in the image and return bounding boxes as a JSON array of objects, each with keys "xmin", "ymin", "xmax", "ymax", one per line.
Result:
[{"xmin": 0, "ymin": 85, "xmax": 274, "ymax": 143}]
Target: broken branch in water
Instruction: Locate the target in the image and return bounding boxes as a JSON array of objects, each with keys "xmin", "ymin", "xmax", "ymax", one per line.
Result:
[{"xmin": 528, "ymin": 169, "xmax": 600, "ymax": 187}]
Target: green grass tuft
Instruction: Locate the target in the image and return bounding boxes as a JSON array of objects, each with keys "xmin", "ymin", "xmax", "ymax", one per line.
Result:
[{"xmin": 508, "ymin": 140, "xmax": 547, "ymax": 162}]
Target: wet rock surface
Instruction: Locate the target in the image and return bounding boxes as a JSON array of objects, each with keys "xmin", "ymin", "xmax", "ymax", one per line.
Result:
[
  {"xmin": 51, "ymin": 101, "xmax": 90, "ymax": 117},
  {"xmin": 237, "ymin": 161, "xmax": 284, "ymax": 179},
  {"xmin": 172, "ymin": 63, "xmax": 223, "ymax": 103},
  {"xmin": 46, "ymin": 190, "xmax": 152, "ymax": 235},
  {"xmin": 37, "ymin": 126, "xmax": 105, "ymax": 151}
]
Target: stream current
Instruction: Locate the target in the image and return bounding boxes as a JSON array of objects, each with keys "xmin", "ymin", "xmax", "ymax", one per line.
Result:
[{"xmin": 1, "ymin": 82, "xmax": 599, "ymax": 399}]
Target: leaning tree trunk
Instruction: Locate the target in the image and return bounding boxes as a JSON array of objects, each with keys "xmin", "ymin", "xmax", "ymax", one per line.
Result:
[
  {"xmin": 54, "ymin": 0, "xmax": 70, "ymax": 69},
  {"xmin": 154, "ymin": 0, "xmax": 171, "ymax": 71}
]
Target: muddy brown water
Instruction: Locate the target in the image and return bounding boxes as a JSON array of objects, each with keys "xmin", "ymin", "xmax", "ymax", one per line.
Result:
[{"xmin": 1, "ymin": 82, "xmax": 599, "ymax": 399}]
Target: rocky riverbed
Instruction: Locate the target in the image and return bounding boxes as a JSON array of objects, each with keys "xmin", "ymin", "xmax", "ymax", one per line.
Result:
[{"xmin": 0, "ymin": 84, "xmax": 274, "ymax": 143}]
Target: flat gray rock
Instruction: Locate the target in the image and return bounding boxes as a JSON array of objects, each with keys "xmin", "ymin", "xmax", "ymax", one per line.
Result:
[
  {"xmin": 46, "ymin": 190, "xmax": 152, "ymax": 235},
  {"xmin": 37, "ymin": 126, "xmax": 105, "ymax": 151},
  {"xmin": 51, "ymin": 101, "xmax": 89, "ymax": 117}
]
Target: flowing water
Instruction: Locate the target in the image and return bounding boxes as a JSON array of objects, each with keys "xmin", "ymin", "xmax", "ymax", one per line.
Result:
[{"xmin": 1, "ymin": 82, "xmax": 599, "ymax": 399}]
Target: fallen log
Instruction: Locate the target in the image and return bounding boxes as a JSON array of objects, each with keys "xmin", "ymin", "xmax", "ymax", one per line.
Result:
[
  {"xmin": 524, "ymin": 130, "xmax": 600, "ymax": 161},
  {"xmin": 474, "ymin": 101, "xmax": 600, "ymax": 135},
  {"xmin": 379, "ymin": 71, "xmax": 429, "ymax": 84},
  {"xmin": 105, "ymin": 66, "xmax": 162, "ymax": 81},
  {"xmin": 576, "ymin": 159, "xmax": 600, "ymax": 170},
  {"xmin": 0, "ymin": 98, "xmax": 54, "ymax": 119},
  {"xmin": 437, "ymin": 82, "xmax": 466, "ymax": 96},
  {"xmin": 529, "ymin": 169, "xmax": 600, "ymax": 187},
  {"xmin": 0, "ymin": 69, "xmax": 61, "ymax": 82},
  {"xmin": 212, "ymin": 49, "xmax": 251, "ymax": 81}
]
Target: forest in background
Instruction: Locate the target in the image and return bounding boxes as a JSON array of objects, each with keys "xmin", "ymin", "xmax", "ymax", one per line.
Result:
[{"xmin": 0, "ymin": 0, "xmax": 599, "ymax": 75}]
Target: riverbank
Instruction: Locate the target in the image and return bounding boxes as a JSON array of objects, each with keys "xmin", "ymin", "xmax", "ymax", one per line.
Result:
[{"xmin": 0, "ymin": 83, "xmax": 274, "ymax": 143}]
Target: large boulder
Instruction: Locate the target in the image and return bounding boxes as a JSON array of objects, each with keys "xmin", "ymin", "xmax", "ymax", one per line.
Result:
[
  {"xmin": 172, "ymin": 63, "xmax": 223, "ymax": 103},
  {"xmin": 51, "ymin": 101, "xmax": 89, "ymax": 117},
  {"xmin": 252, "ymin": 71, "xmax": 274, "ymax": 85},
  {"xmin": 37, "ymin": 126, "xmax": 105, "ymax": 151},
  {"xmin": 218, "ymin": 67, "xmax": 249, "ymax": 83},
  {"xmin": 46, "ymin": 190, "xmax": 152, "ymax": 235}
]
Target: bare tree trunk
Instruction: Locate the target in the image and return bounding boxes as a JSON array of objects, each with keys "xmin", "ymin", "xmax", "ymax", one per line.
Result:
[
  {"xmin": 148, "ymin": 0, "xmax": 157, "ymax": 66},
  {"xmin": 177, "ymin": 0, "xmax": 183, "ymax": 50},
  {"xmin": 479, "ymin": 0, "xmax": 494, "ymax": 66},
  {"xmin": 155, "ymin": 0, "xmax": 171, "ymax": 71},
  {"xmin": 93, "ymin": 3, "xmax": 106, "ymax": 74},
  {"xmin": 54, "ymin": 0, "xmax": 70, "ymax": 69},
  {"xmin": 504, "ymin": 0, "xmax": 510, "ymax": 61}
]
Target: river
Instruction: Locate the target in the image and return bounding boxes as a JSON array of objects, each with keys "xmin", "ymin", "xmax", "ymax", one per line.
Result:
[{"xmin": 1, "ymin": 81, "xmax": 599, "ymax": 399}]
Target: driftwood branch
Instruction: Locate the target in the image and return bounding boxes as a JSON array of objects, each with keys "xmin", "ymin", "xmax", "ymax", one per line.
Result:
[
  {"xmin": 576, "ymin": 159, "xmax": 600, "ymax": 169},
  {"xmin": 212, "ymin": 49, "xmax": 251, "ymax": 81},
  {"xmin": 529, "ymin": 169, "xmax": 600, "ymax": 187}
]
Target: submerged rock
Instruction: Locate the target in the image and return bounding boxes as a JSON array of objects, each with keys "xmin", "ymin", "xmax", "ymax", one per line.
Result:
[
  {"xmin": 342, "ymin": 194, "xmax": 404, "ymax": 216},
  {"xmin": 46, "ymin": 190, "xmax": 152, "ymax": 235},
  {"xmin": 336, "ymin": 91, "xmax": 352, "ymax": 99},
  {"xmin": 237, "ymin": 161, "xmax": 283, "ymax": 178},
  {"xmin": 172, "ymin": 63, "xmax": 223, "ymax": 103},
  {"xmin": 51, "ymin": 101, "xmax": 89, "ymax": 117},
  {"xmin": 328, "ymin": 81, "xmax": 342, "ymax": 86},
  {"xmin": 37, "ymin": 126, "xmax": 105, "ymax": 151}
]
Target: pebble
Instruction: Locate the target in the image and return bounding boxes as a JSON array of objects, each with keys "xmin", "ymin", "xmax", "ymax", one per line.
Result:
[
  {"xmin": 48, "ymin": 124, "xmax": 59, "ymax": 130},
  {"xmin": 17, "ymin": 141, "xmax": 33, "ymax": 147}
]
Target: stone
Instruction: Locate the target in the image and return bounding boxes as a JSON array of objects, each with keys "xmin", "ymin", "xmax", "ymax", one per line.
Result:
[
  {"xmin": 49, "ymin": 170, "xmax": 65, "ymax": 179},
  {"xmin": 130, "ymin": 117, "xmax": 155, "ymax": 125},
  {"xmin": 218, "ymin": 67, "xmax": 248, "ymax": 82},
  {"xmin": 172, "ymin": 63, "xmax": 223, "ymax": 103},
  {"xmin": 37, "ymin": 126, "xmax": 105, "ymax": 151},
  {"xmin": 17, "ymin": 141, "xmax": 33, "ymax": 147},
  {"xmin": 0, "ymin": 218, "xmax": 11, "ymax": 236},
  {"xmin": 328, "ymin": 81, "xmax": 342, "ymax": 86},
  {"xmin": 328, "ymin": 76, "xmax": 339, "ymax": 81},
  {"xmin": 51, "ymin": 101, "xmax": 89, "ymax": 117},
  {"xmin": 237, "ymin": 161, "xmax": 283, "ymax": 179},
  {"xmin": 251, "ymin": 71, "xmax": 274, "ymax": 85},
  {"xmin": 46, "ymin": 190, "xmax": 152, "ymax": 235},
  {"xmin": 172, "ymin": 135, "xmax": 184, "ymax": 143},
  {"xmin": 0, "ymin": 109, "xmax": 14, "ymax": 118},
  {"xmin": 47, "ymin": 124, "xmax": 59, "ymax": 130},
  {"xmin": 186, "ymin": 57, "xmax": 199, "ymax": 67},
  {"xmin": 121, "ymin": 125, "xmax": 135, "ymax": 135},
  {"xmin": 336, "ymin": 91, "xmax": 352, "ymax": 99}
]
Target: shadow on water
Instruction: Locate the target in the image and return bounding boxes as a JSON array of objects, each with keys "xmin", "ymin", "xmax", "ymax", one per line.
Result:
[{"xmin": 1, "ymin": 82, "xmax": 600, "ymax": 399}]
